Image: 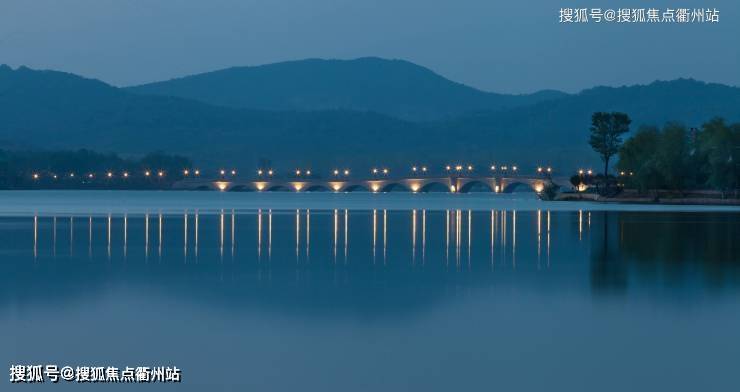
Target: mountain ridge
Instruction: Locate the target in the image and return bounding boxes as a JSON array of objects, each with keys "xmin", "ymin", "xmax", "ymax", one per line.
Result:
[
  {"xmin": 126, "ymin": 57, "xmax": 570, "ymax": 121},
  {"xmin": 2, "ymin": 62, "xmax": 740, "ymax": 172}
]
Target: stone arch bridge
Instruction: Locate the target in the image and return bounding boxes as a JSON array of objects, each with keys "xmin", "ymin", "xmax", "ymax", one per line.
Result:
[{"xmin": 172, "ymin": 175, "xmax": 568, "ymax": 195}]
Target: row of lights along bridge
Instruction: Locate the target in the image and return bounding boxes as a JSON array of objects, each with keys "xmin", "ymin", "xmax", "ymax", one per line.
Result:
[{"xmin": 30, "ymin": 165, "xmax": 571, "ymax": 181}]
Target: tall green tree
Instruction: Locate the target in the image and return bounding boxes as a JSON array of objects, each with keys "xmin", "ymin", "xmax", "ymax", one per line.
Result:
[{"xmin": 589, "ymin": 112, "xmax": 631, "ymax": 176}]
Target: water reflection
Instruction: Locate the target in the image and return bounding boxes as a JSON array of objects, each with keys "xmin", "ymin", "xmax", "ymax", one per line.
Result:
[{"xmin": 8, "ymin": 209, "xmax": 740, "ymax": 309}]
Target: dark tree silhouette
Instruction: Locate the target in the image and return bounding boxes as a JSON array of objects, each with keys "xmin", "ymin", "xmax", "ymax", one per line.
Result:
[{"xmin": 589, "ymin": 112, "xmax": 631, "ymax": 177}]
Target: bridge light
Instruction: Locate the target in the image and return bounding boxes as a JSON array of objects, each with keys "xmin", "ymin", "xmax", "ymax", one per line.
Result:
[
  {"xmin": 194, "ymin": 169, "xmax": 200, "ymax": 176},
  {"xmin": 450, "ymin": 185, "xmax": 456, "ymax": 193},
  {"xmin": 123, "ymin": 172, "xmax": 129, "ymax": 178},
  {"xmin": 578, "ymin": 169, "xmax": 584, "ymax": 175},
  {"xmin": 231, "ymin": 170, "xmax": 236, "ymax": 176},
  {"xmin": 491, "ymin": 165, "xmax": 496, "ymax": 171},
  {"xmin": 501, "ymin": 166, "xmax": 507, "ymax": 171},
  {"xmin": 53, "ymin": 174, "xmax": 58, "ymax": 179},
  {"xmin": 382, "ymin": 168, "xmax": 388, "ymax": 175},
  {"xmin": 32, "ymin": 173, "xmax": 39, "ymax": 180},
  {"xmin": 295, "ymin": 169, "xmax": 301, "ymax": 176},
  {"xmin": 587, "ymin": 169, "xmax": 593, "ymax": 176},
  {"xmin": 371, "ymin": 184, "xmax": 380, "ymax": 192},
  {"xmin": 183, "ymin": 169, "xmax": 189, "ymax": 176},
  {"xmin": 467, "ymin": 165, "xmax": 473, "ymax": 171},
  {"xmin": 334, "ymin": 169, "xmax": 340, "ymax": 176},
  {"xmin": 547, "ymin": 167, "xmax": 552, "ymax": 173},
  {"xmin": 219, "ymin": 169, "xmax": 226, "ymax": 176},
  {"xmin": 107, "ymin": 172, "xmax": 113, "ymax": 178},
  {"xmin": 445, "ymin": 165, "xmax": 451, "ymax": 171},
  {"xmin": 412, "ymin": 166, "xmax": 417, "ymax": 172},
  {"xmin": 257, "ymin": 169, "xmax": 264, "ymax": 176},
  {"xmin": 372, "ymin": 168, "xmax": 378, "ymax": 174},
  {"xmin": 494, "ymin": 185, "xmax": 500, "ymax": 193},
  {"xmin": 306, "ymin": 170, "xmax": 311, "ymax": 176},
  {"xmin": 158, "ymin": 171, "xmax": 165, "ymax": 177},
  {"xmin": 537, "ymin": 167, "xmax": 543, "ymax": 173},
  {"xmin": 421, "ymin": 166, "xmax": 427, "ymax": 172},
  {"xmin": 268, "ymin": 170, "xmax": 274, "ymax": 176},
  {"xmin": 343, "ymin": 169, "xmax": 350, "ymax": 176},
  {"xmin": 88, "ymin": 173, "xmax": 94, "ymax": 179},
  {"xmin": 534, "ymin": 184, "xmax": 544, "ymax": 193},
  {"xmin": 410, "ymin": 184, "xmax": 420, "ymax": 192},
  {"xmin": 145, "ymin": 171, "xmax": 151, "ymax": 177},
  {"xmin": 455, "ymin": 165, "xmax": 462, "ymax": 171},
  {"xmin": 216, "ymin": 182, "xmax": 228, "ymax": 191},
  {"xmin": 512, "ymin": 166, "xmax": 518, "ymax": 171}
]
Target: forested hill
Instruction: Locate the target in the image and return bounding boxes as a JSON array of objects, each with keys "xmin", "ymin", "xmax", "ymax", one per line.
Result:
[{"xmin": 2, "ymin": 62, "xmax": 740, "ymax": 171}]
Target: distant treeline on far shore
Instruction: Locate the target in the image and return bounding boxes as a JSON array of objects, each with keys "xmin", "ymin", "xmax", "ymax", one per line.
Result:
[{"xmin": 0, "ymin": 149, "xmax": 192, "ymax": 189}]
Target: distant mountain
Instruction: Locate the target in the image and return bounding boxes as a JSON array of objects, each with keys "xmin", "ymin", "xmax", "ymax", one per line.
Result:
[
  {"xmin": 2, "ymin": 63, "xmax": 740, "ymax": 173},
  {"xmin": 127, "ymin": 57, "xmax": 567, "ymax": 121}
]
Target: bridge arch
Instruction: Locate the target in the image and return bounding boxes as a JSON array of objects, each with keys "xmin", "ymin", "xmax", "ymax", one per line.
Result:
[
  {"xmin": 228, "ymin": 184, "xmax": 254, "ymax": 192},
  {"xmin": 303, "ymin": 184, "xmax": 330, "ymax": 192},
  {"xmin": 265, "ymin": 184, "xmax": 292, "ymax": 192},
  {"xmin": 381, "ymin": 182, "xmax": 410, "ymax": 192},
  {"xmin": 344, "ymin": 184, "xmax": 370, "ymax": 192},
  {"xmin": 419, "ymin": 181, "xmax": 450, "ymax": 193},
  {"xmin": 458, "ymin": 180, "xmax": 494, "ymax": 194},
  {"xmin": 502, "ymin": 181, "xmax": 540, "ymax": 193}
]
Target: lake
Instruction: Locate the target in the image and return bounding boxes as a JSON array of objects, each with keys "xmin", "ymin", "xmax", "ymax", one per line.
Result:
[{"xmin": 2, "ymin": 191, "xmax": 739, "ymax": 391}]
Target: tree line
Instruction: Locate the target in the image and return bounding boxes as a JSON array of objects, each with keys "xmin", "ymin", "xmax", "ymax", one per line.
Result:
[
  {"xmin": 586, "ymin": 112, "xmax": 739, "ymax": 195},
  {"xmin": 0, "ymin": 149, "xmax": 192, "ymax": 189}
]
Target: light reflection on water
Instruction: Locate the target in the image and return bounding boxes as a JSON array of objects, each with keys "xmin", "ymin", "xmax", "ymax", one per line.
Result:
[{"xmin": 4, "ymin": 206, "xmax": 740, "ymax": 391}]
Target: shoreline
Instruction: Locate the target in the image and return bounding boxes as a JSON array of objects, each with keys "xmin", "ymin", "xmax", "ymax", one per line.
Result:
[{"xmin": 556, "ymin": 193, "xmax": 740, "ymax": 206}]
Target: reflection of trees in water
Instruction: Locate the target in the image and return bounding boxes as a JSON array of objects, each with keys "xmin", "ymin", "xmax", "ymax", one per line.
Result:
[
  {"xmin": 590, "ymin": 211, "xmax": 740, "ymax": 294},
  {"xmin": 590, "ymin": 211, "xmax": 627, "ymax": 295}
]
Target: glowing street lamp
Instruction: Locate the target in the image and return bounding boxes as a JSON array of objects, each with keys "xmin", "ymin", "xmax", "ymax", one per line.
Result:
[
  {"xmin": 158, "ymin": 171, "xmax": 164, "ymax": 177},
  {"xmin": 267, "ymin": 169, "xmax": 274, "ymax": 177},
  {"xmin": 421, "ymin": 166, "xmax": 427, "ymax": 172},
  {"xmin": 455, "ymin": 165, "xmax": 463, "ymax": 172},
  {"xmin": 231, "ymin": 170, "xmax": 236, "ymax": 176},
  {"xmin": 467, "ymin": 165, "xmax": 473, "ymax": 171},
  {"xmin": 445, "ymin": 165, "xmax": 451, "ymax": 171},
  {"xmin": 512, "ymin": 165, "xmax": 518, "ymax": 172},
  {"xmin": 306, "ymin": 170, "xmax": 312, "ymax": 176},
  {"xmin": 123, "ymin": 172, "xmax": 129, "ymax": 178},
  {"xmin": 382, "ymin": 168, "xmax": 389, "ymax": 175},
  {"xmin": 107, "ymin": 172, "xmax": 113, "ymax": 178},
  {"xmin": 88, "ymin": 173, "xmax": 94, "ymax": 179},
  {"xmin": 546, "ymin": 167, "xmax": 552, "ymax": 173},
  {"xmin": 343, "ymin": 169, "xmax": 350, "ymax": 176},
  {"xmin": 372, "ymin": 168, "xmax": 378, "ymax": 175},
  {"xmin": 537, "ymin": 167, "xmax": 543, "ymax": 173},
  {"xmin": 194, "ymin": 169, "xmax": 200, "ymax": 176},
  {"xmin": 145, "ymin": 171, "xmax": 151, "ymax": 177},
  {"xmin": 334, "ymin": 169, "xmax": 340, "ymax": 176},
  {"xmin": 491, "ymin": 165, "xmax": 497, "ymax": 171},
  {"xmin": 578, "ymin": 169, "xmax": 584, "ymax": 175},
  {"xmin": 295, "ymin": 169, "xmax": 302, "ymax": 176},
  {"xmin": 587, "ymin": 169, "xmax": 593, "ymax": 176},
  {"xmin": 183, "ymin": 169, "xmax": 190, "ymax": 176},
  {"xmin": 32, "ymin": 173, "xmax": 39, "ymax": 180},
  {"xmin": 220, "ymin": 169, "xmax": 226, "ymax": 176},
  {"xmin": 69, "ymin": 173, "xmax": 75, "ymax": 178}
]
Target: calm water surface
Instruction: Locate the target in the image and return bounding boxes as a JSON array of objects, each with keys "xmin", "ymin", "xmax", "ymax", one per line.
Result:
[{"xmin": 2, "ymin": 191, "xmax": 739, "ymax": 391}]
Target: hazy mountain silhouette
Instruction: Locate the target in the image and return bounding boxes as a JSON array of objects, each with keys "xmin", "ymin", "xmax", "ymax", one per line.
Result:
[
  {"xmin": 127, "ymin": 57, "xmax": 567, "ymax": 121},
  {"xmin": 2, "ymin": 63, "xmax": 740, "ymax": 172}
]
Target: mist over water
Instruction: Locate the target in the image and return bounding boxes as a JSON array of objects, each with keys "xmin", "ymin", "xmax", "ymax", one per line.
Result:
[{"xmin": 2, "ymin": 192, "xmax": 739, "ymax": 391}]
